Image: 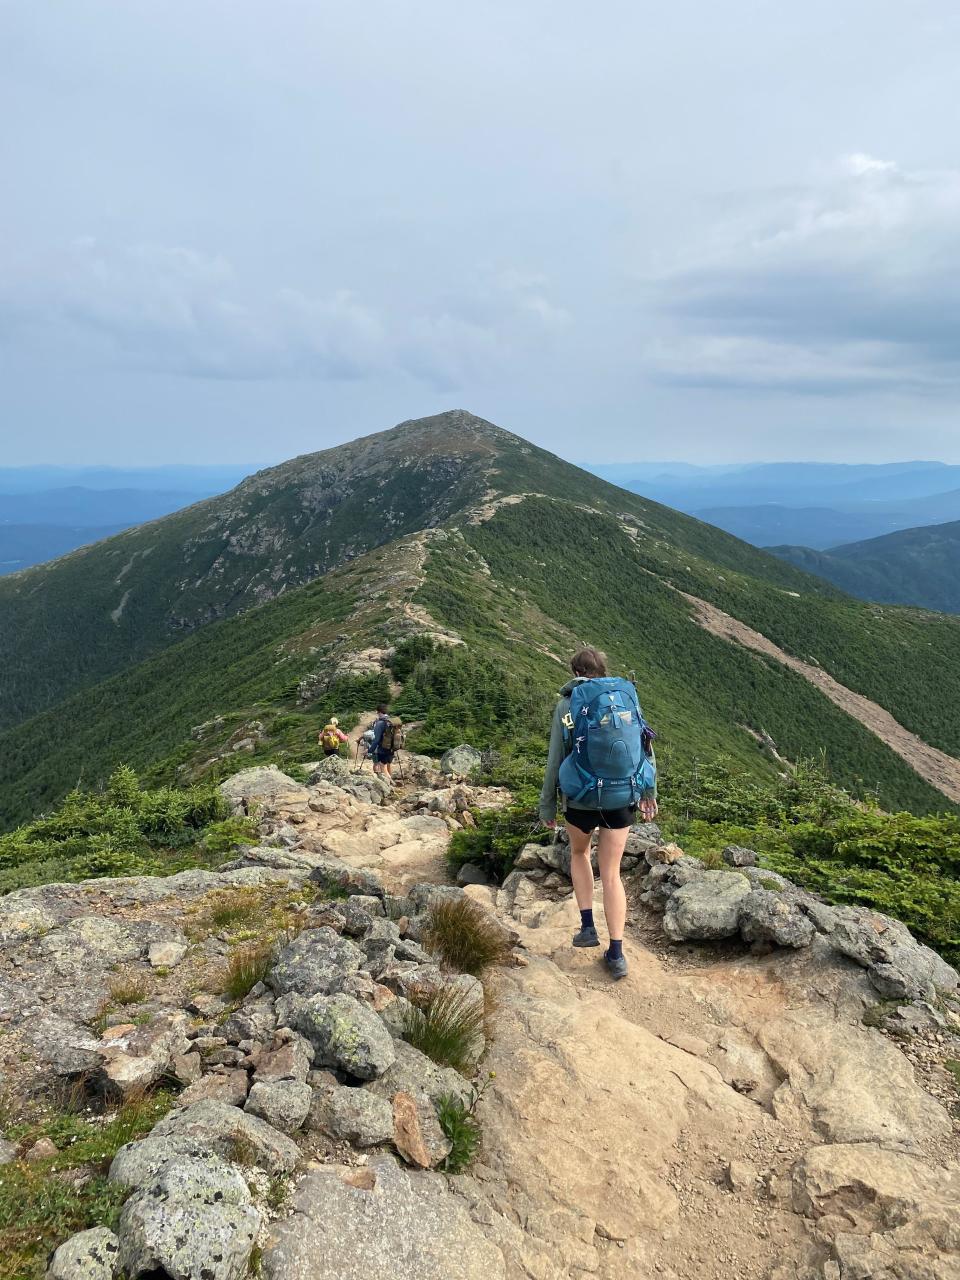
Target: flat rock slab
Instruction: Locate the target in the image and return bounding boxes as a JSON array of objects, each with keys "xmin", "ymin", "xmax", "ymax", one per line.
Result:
[{"xmin": 262, "ymin": 1155, "xmax": 505, "ymax": 1280}]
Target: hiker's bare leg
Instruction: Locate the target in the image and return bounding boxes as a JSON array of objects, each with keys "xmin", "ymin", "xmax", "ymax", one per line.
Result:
[
  {"xmin": 596, "ymin": 826, "xmax": 629, "ymax": 940},
  {"xmin": 565, "ymin": 823, "xmax": 595, "ymax": 912}
]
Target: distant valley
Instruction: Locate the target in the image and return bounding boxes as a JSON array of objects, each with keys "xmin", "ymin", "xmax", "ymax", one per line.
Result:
[{"xmin": 0, "ymin": 464, "xmax": 255, "ymax": 574}]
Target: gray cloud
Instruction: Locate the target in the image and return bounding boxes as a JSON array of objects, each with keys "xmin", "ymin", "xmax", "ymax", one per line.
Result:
[
  {"xmin": 2, "ymin": 1, "xmax": 960, "ymax": 463},
  {"xmin": 648, "ymin": 157, "xmax": 960, "ymax": 394}
]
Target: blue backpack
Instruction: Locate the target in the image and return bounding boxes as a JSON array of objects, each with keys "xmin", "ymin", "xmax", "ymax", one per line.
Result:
[{"xmin": 557, "ymin": 677, "xmax": 656, "ymax": 810}]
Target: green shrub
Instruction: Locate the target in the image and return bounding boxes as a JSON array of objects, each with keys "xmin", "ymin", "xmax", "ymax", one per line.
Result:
[
  {"xmin": 447, "ymin": 802, "xmax": 546, "ymax": 883},
  {"xmin": 0, "ymin": 767, "xmax": 233, "ymax": 892},
  {"xmin": 402, "ymin": 985, "xmax": 485, "ymax": 1073},
  {"xmin": 199, "ymin": 816, "xmax": 258, "ymax": 855},
  {"xmin": 437, "ymin": 1093, "xmax": 482, "ymax": 1172},
  {"xmin": 423, "ymin": 898, "xmax": 511, "ymax": 977}
]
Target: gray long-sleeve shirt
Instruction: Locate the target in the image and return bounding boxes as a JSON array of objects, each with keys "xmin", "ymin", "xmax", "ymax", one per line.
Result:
[{"xmin": 538, "ymin": 677, "xmax": 657, "ymax": 822}]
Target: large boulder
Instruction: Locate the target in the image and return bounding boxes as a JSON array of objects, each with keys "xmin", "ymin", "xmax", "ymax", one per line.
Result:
[
  {"xmin": 47, "ymin": 1227, "xmax": 121, "ymax": 1280},
  {"xmin": 244, "ymin": 1080, "xmax": 312, "ymax": 1133},
  {"xmin": 117, "ymin": 1156, "xmax": 261, "ymax": 1280},
  {"xmin": 805, "ymin": 902, "xmax": 959, "ymax": 1002},
  {"xmin": 149, "ymin": 1101, "xmax": 301, "ymax": 1174},
  {"xmin": 219, "ymin": 765, "xmax": 309, "ymax": 814},
  {"xmin": 661, "ymin": 870, "xmax": 751, "ymax": 941},
  {"xmin": 738, "ymin": 889, "xmax": 815, "ymax": 950},
  {"xmin": 439, "ymin": 745, "xmax": 482, "ymax": 777},
  {"xmin": 261, "ymin": 1155, "xmax": 506, "ymax": 1280},
  {"xmin": 267, "ymin": 927, "xmax": 364, "ymax": 998},
  {"xmin": 288, "ymin": 993, "xmax": 396, "ymax": 1080}
]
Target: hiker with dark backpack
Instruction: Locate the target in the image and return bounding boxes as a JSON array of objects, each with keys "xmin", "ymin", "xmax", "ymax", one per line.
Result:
[
  {"xmin": 372, "ymin": 706, "xmax": 405, "ymax": 779},
  {"xmin": 539, "ymin": 647, "xmax": 657, "ymax": 979}
]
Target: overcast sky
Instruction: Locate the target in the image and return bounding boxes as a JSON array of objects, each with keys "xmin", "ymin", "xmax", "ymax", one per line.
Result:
[{"xmin": 2, "ymin": 1, "xmax": 959, "ymax": 466}]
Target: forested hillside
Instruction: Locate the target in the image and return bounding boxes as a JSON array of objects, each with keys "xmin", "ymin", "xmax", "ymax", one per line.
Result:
[{"xmin": 771, "ymin": 519, "xmax": 960, "ymax": 615}]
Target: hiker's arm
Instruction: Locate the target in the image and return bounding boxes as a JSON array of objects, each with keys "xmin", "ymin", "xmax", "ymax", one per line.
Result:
[
  {"xmin": 539, "ymin": 706, "xmax": 566, "ymax": 824},
  {"xmin": 337, "ymin": 728, "xmax": 348, "ymax": 742},
  {"xmin": 639, "ymin": 746, "xmax": 658, "ymax": 819},
  {"xmin": 372, "ymin": 719, "xmax": 385, "ymax": 747}
]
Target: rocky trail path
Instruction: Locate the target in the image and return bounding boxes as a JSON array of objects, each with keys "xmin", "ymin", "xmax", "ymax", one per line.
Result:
[
  {"xmin": 5, "ymin": 748, "xmax": 958, "ymax": 1280},
  {"xmin": 255, "ymin": 760, "xmax": 960, "ymax": 1280}
]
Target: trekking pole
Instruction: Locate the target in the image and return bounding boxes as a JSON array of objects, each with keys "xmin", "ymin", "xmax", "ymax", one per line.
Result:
[
  {"xmin": 395, "ymin": 752, "xmax": 406, "ymax": 784},
  {"xmin": 354, "ymin": 741, "xmax": 365, "ymax": 774}
]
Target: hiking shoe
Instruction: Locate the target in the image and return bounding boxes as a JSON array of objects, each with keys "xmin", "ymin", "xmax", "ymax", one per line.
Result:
[
  {"xmin": 572, "ymin": 925, "xmax": 600, "ymax": 948},
  {"xmin": 604, "ymin": 949, "xmax": 628, "ymax": 980}
]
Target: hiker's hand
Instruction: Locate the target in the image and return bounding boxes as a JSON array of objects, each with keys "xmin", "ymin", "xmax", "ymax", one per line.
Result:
[
  {"xmin": 543, "ymin": 819, "xmax": 556, "ymax": 830},
  {"xmin": 639, "ymin": 798, "xmax": 658, "ymax": 821}
]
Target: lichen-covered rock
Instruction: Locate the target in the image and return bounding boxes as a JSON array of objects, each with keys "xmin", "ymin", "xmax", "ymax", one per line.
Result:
[
  {"xmin": 662, "ymin": 871, "xmax": 751, "ymax": 941},
  {"xmin": 0, "ymin": 1137, "xmax": 17, "ymax": 1165},
  {"xmin": 244, "ymin": 1080, "xmax": 312, "ymax": 1133},
  {"xmin": 365, "ymin": 1039, "xmax": 471, "ymax": 1108},
  {"xmin": 268, "ymin": 927, "xmax": 364, "ymax": 998},
  {"xmin": 110, "ymin": 1134, "xmax": 222, "ymax": 1191},
  {"xmin": 117, "ymin": 1156, "xmax": 261, "ymax": 1280},
  {"xmin": 289, "ymin": 993, "xmax": 396, "ymax": 1080},
  {"xmin": 739, "ymin": 890, "xmax": 815, "ymax": 949},
  {"xmin": 439, "ymin": 744, "xmax": 482, "ymax": 777},
  {"xmin": 310, "ymin": 1083, "xmax": 395, "ymax": 1146},
  {"xmin": 150, "ymin": 1100, "xmax": 300, "ymax": 1174},
  {"xmin": 46, "ymin": 1227, "xmax": 121, "ymax": 1279},
  {"xmin": 805, "ymin": 902, "xmax": 959, "ymax": 1002}
]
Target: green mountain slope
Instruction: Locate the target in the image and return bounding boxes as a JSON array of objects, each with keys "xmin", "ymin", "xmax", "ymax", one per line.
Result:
[
  {"xmin": 770, "ymin": 520, "xmax": 960, "ymax": 615},
  {"xmin": 0, "ymin": 413, "xmax": 509, "ymax": 731},
  {"xmin": 3, "ymin": 412, "xmax": 960, "ymax": 828}
]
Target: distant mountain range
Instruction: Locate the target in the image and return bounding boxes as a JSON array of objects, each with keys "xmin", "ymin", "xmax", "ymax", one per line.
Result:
[
  {"xmin": 589, "ymin": 461, "xmax": 960, "ymax": 549},
  {"xmin": 0, "ymin": 466, "xmax": 256, "ymax": 574}
]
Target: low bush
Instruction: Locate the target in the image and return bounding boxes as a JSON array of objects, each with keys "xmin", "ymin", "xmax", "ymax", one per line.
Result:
[
  {"xmin": 402, "ymin": 985, "xmax": 485, "ymax": 1073},
  {"xmin": 0, "ymin": 766, "xmax": 233, "ymax": 893},
  {"xmin": 423, "ymin": 898, "xmax": 511, "ymax": 976}
]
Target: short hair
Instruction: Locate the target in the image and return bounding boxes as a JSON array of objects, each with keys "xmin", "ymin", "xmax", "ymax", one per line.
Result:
[
  {"xmin": 376, "ymin": 703, "xmax": 389, "ymax": 714},
  {"xmin": 570, "ymin": 647, "xmax": 608, "ymax": 678}
]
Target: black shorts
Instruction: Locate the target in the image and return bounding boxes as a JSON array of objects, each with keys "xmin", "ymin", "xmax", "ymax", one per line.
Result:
[{"xmin": 565, "ymin": 805, "xmax": 636, "ymax": 833}]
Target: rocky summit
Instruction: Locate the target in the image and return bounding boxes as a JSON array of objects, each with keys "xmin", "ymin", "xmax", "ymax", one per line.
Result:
[{"xmin": 1, "ymin": 746, "xmax": 957, "ymax": 1280}]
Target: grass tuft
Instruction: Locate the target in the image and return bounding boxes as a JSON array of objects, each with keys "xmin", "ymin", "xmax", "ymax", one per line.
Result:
[
  {"xmin": 423, "ymin": 897, "xmax": 510, "ymax": 977},
  {"xmin": 220, "ymin": 941, "xmax": 274, "ymax": 1002},
  {"xmin": 437, "ymin": 1093, "xmax": 482, "ymax": 1172},
  {"xmin": 401, "ymin": 984, "xmax": 484, "ymax": 1074}
]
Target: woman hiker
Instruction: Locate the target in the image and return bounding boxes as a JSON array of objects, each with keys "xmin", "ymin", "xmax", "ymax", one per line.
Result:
[
  {"xmin": 540, "ymin": 647, "xmax": 658, "ymax": 979},
  {"xmin": 318, "ymin": 717, "xmax": 348, "ymax": 757}
]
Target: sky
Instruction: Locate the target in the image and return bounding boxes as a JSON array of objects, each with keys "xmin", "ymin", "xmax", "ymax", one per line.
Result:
[{"xmin": 2, "ymin": 0, "xmax": 960, "ymax": 466}]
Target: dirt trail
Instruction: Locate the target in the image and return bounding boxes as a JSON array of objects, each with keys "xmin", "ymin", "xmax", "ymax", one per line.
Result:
[{"xmin": 683, "ymin": 590, "xmax": 960, "ymax": 804}]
